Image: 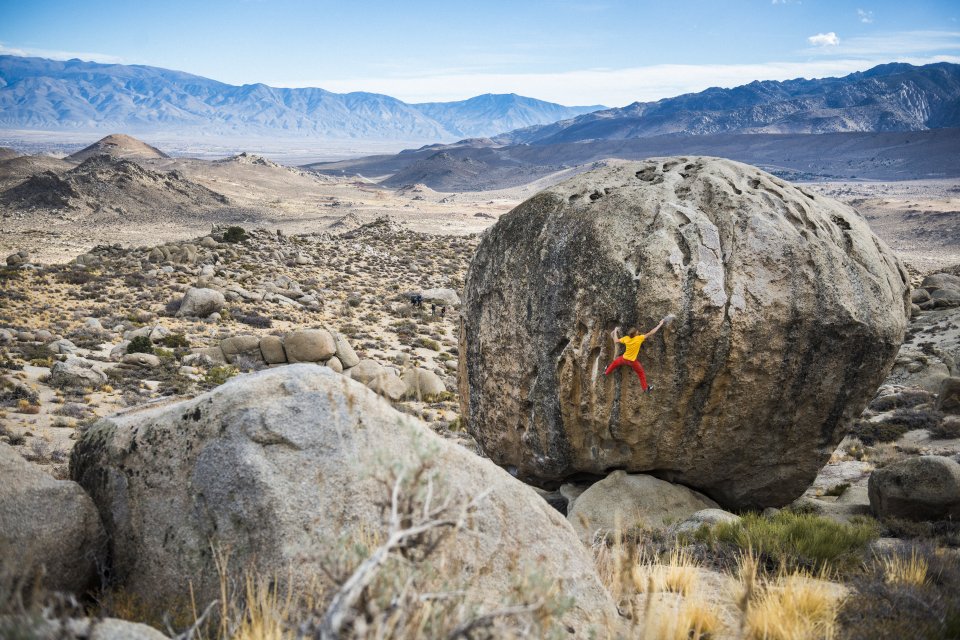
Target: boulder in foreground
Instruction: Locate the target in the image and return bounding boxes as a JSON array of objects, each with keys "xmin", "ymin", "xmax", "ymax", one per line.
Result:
[{"xmin": 70, "ymin": 366, "xmax": 616, "ymax": 634}]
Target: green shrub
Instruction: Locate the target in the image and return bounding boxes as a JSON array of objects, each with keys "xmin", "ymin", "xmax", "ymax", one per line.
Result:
[
  {"xmin": 126, "ymin": 336, "xmax": 154, "ymax": 355},
  {"xmin": 222, "ymin": 226, "xmax": 247, "ymax": 243},
  {"xmin": 158, "ymin": 333, "xmax": 191, "ymax": 349},
  {"xmin": 696, "ymin": 510, "xmax": 879, "ymax": 575},
  {"xmin": 204, "ymin": 365, "xmax": 238, "ymax": 387}
]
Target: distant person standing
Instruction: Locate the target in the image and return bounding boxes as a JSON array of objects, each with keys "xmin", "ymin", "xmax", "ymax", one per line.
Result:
[
  {"xmin": 604, "ymin": 319, "xmax": 666, "ymax": 393},
  {"xmin": 440, "ymin": 306, "xmax": 446, "ymax": 318},
  {"xmin": 431, "ymin": 303, "xmax": 437, "ymax": 316}
]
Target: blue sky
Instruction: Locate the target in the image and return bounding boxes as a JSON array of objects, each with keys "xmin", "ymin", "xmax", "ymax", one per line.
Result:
[{"xmin": 1, "ymin": 0, "xmax": 958, "ymax": 106}]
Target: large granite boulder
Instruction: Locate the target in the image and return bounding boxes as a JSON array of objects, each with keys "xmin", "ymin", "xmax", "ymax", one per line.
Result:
[
  {"xmin": 0, "ymin": 443, "xmax": 105, "ymax": 594},
  {"xmin": 460, "ymin": 158, "xmax": 909, "ymax": 508},
  {"xmin": 69, "ymin": 366, "xmax": 616, "ymax": 634}
]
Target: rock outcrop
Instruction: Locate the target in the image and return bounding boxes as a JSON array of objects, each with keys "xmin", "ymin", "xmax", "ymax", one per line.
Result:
[
  {"xmin": 460, "ymin": 158, "xmax": 909, "ymax": 508},
  {"xmin": 0, "ymin": 443, "xmax": 105, "ymax": 594},
  {"xmin": 70, "ymin": 366, "xmax": 616, "ymax": 634}
]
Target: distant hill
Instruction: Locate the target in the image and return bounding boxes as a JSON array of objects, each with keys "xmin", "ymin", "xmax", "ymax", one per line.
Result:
[
  {"xmin": 67, "ymin": 133, "xmax": 168, "ymax": 162},
  {"xmin": 310, "ymin": 128, "xmax": 960, "ymax": 190},
  {"xmin": 0, "ymin": 56, "xmax": 602, "ymax": 142},
  {"xmin": 495, "ymin": 62, "xmax": 960, "ymax": 144}
]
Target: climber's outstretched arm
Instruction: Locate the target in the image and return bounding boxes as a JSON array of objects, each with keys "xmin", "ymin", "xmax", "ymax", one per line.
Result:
[
  {"xmin": 610, "ymin": 326, "xmax": 620, "ymax": 346},
  {"xmin": 644, "ymin": 319, "xmax": 666, "ymax": 338}
]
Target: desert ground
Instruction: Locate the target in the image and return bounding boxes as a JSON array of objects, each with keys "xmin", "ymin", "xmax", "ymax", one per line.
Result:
[{"xmin": 3, "ymin": 136, "xmax": 960, "ymax": 639}]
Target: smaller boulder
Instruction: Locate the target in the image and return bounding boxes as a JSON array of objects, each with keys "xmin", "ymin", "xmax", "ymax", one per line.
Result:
[
  {"xmin": 0, "ymin": 443, "xmax": 105, "ymax": 594},
  {"xmin": 284, "ymin": 329, "xmax": 335, "ymax": 363},
  {"xmin": 46, "ymin": 338, "xmax": 78, "ymax": 355},
  {"xmin": 567, "ymin": 471, "xmax": 719, "ymax": 543},
  {"xmin": 922, "ymin": 273, "xmax": 960, "ymax": 292},
  {"xmin": 220, "ymin": 335, "xmax": 263, "ymax": 364},
  {"xmin": 333, "ymin": 332, "xmax": 360, "ymax": 368},
  {"xmin": 348, "ymin": 358, "xmax": 384, "ymax": 385},
  {"xmin": 911, "ymin": 289, "xmax": 931, "ymax": 304},
  {"xmin": 326, "ymin": 356, "xmax": 344, "ymax": 373},
  {"xmin": 122, "ymin": 353, "xmax": 161, "ymax": 368},
  {"xmin": 420, "ymin": 287, "xmax": 461, "ymax": 307},
  {"xmin": 368, "ymin": 370, "xmax": 408, "ymax": 401},
  {"xmin": 401, "ymin": 367, "xmax": 446, "ymax": 400},
  {"xmin": 667, "ymin": 508, "xmax": 741, "ymax": 537},
  {"xmin": 937, "ymin": 377, "xmax": 960, "ymax": 414},
  {"xmin": 176, "ymin": 287, "xmax": 225, "ymax": 318},
  {"xmin": 869, "ymin": 455, "xmax": 960, "ymax": 521},
  {"xmin": 259, "ymin": 335, "xmax": 287, "ymax": 364},
  {"xmin": 50, "ymin": 358, "xmax": 107, "ymax": 389},
  {"xmin": 6, "ymin": 250, "xmax": 29, "ymax": 266}
]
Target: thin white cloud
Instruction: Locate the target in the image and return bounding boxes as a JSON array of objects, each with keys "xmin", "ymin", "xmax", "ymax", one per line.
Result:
[
  {"xmin": 0, "ymin": 42, "xmax": 124, "ymax": 64},
  {"xmin": 858, "ymin": 9, "xmax": 874, "ymax": 24},
  {"xmin": 808, "ymin": 32, "xmax": 840, "ymax": 47},
  {"xmin": 279, "ymin": 55, "xmax": 960, "ymax": 107},
  {"xmin": 804, "ymin": 30, "xmax": 960, "ymax": 56}
]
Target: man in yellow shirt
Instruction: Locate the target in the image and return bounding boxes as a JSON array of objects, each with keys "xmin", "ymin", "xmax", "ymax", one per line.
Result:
[{"xmin": 604, "ymin": 319, "xmax": 665, "ymax": 392}]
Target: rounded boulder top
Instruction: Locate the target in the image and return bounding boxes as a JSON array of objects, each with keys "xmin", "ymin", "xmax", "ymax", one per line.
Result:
[{"xmin": 458, "ymin": 156, "xmax": 910, "ymax": 509}]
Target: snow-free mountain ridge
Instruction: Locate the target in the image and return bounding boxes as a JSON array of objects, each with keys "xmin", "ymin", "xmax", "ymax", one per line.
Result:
[
  {"xmin": 0, "ymin": 56, "xmax": 603, "ymax": 141},
  {"xmin": 493, "ymin": 62, "xmax": 960, "ymax": 144}
]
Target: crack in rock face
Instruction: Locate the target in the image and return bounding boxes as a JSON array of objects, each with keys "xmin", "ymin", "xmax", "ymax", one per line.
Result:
[{"xmin": 458, "ymin": 157, "xmax": 910, "ymax": 509}]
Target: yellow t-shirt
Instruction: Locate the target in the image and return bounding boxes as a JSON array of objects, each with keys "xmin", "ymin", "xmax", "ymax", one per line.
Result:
[{"xmin": 619, "ymin": 335, "xmax": 645, "ymax": 361}]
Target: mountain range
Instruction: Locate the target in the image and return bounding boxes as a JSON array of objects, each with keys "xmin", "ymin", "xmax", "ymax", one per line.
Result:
[
  {"xmin": 0, "ymin": 55, "xmax": 603, "ymax": 141},
  {"xmin": 494, "ymin": 62, "xmax": 960, "ymax": 144}
]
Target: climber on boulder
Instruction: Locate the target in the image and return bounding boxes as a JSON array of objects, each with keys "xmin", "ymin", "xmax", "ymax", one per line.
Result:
[{"xmin": 604, "ymin": 316, "xmax": 673, "ymax": 392}]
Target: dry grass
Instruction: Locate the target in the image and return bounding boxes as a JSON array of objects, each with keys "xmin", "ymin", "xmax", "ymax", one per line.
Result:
[
  {"xmin": 594, "ymin": 531, "xmax": 847, "ymax": 640},
  {"xmin": 633, "ymin": 547, "xmax": 700, "ymax": 596},
  {"xmin": 880, "ymin": 547, "xmax": 928, "ymax": 586},
  {"xmin": 744, "ymin": 572, "xmax": 841, "ymax": 640}
]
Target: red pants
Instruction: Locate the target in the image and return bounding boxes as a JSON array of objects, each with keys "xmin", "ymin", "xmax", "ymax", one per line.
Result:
[{"xmin": 604, "ymin": 356, "xmax": 648, "ymax": 390}]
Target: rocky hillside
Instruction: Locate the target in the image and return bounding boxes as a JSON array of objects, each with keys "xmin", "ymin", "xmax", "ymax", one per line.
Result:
[
  {"xmin": 496, "ymin": 62, "xmax": 960, "ymax": 144},
  {"xmin": 0, "ymin": 55, "xmax": 601, "ymax": 141},
  {"xmin": 1, "ymin": 154, "xmax": 227, "ymax": 213}
]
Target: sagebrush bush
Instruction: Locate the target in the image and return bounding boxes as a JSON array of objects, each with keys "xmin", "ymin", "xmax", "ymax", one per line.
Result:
[
  {"xmin": 887, "ymin": 407, "xmax": 944, "ymax": 431},
  {"xmin": 0, "ymin": 377, "xmax": 39, "ymax": 407},
  {"xmin": 869, "ymin": 390, "xmax": 934, "ymax": 412},
  {"xmin": 222, "ymin": 226, "xmax": 247, "ymax": 243},
  {"xmin": 126, "ymin": 335, "xmax": 154, "ymax": 355},
  {"xmin": 928, "ymin": 416, "xmax": 960, "ymax": 440},
  {"xmin": 850, "ymin": 419, "xmax": 909, "ymax": 445},
  {"xmin": 838, "ymin": 545, "xmax": 960, "ymax": 639},
  {"xmin": 236, "ymin": 313, "xmax": 272, "ymax": 329}
]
